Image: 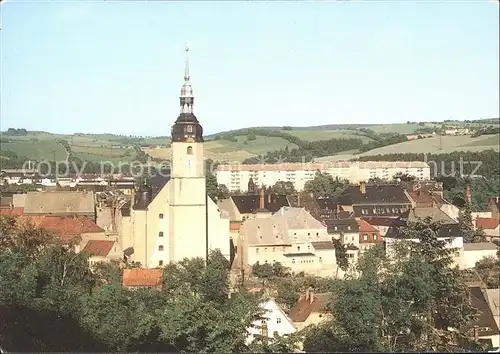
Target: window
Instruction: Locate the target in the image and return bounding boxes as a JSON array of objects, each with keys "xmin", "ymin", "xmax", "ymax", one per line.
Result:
[
  {"xmin": 159, "ymin": 213, "xmax": 164, "ymax": 219},
  {"xmin": 292, "ymin": 258, "xmax": 295, "ymax": 264},
  {"xmin": 316, "ymin": 232, "xmax": 319, "ymax": 237},
  {"xmin": 307, "ymin": 245, "xmax": 311, "ymax": 250},
  {"xmin": 256, "ymin": 248, "xmax": 259, "ymax": 254},
  {"xmin": 363, "ymin": 234, "xmax": 368, "ymax": 241},
  {"xmin": 187, "ymin": 125, "xmax": 193, "ymax": 133},
  {"xmin": 297, "ymin": 246, "xmax": 301, "ymax": 251},
  {"xmin": 307, "ymin": 232, "xmax": 310, "ymax": 236},
  {"xmin": 347, "ymin": 226, "xmax": 351, "ymax": 230},
  {"xmin": 351, "ymin": 235, "xmax": 355, "ymax": 241},
  {"xmin": 334, "ymin": 226, "xmax": 338, "ymax": 231},
  {"xmin": 264, "ymin": 247, "xmax": 267, "ymax": 252},
  {"xmin": 319, "ymin": 257, "xmax": 323, "ymax": 263},
  {"xmin": 159, "ymin": 245, "xmax": 164, "ymax": 251},
  {"xmin": 272, "ymin": 247, "xmax": 275, "ymax": 252},
  {"xmin": 187, "ymin": 146, "xmax": 193, "ymax": 155},
  {"xmin": 373, "ymin": 234, "xmax": 377, "ymax": 240},
  {"xmin": 159, "ymin": 260, "xmax": 164, "ymax": 266},
  {"xmin": 159, "ymin": 231, "xmax": 164, "ymax": 237},
  {"xmin": 277, "ymin": 317, "xmax": 282, "ymax": 324}
]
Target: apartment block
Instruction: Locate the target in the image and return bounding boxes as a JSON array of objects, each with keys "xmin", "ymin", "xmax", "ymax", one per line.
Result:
[{"xmin": 216, "ymin": 161, "xmax": 431, "ymax": 192}]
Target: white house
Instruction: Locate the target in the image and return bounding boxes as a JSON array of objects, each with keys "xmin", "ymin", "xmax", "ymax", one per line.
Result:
[
  {"xmin": 246, "ymin": 297, "xmax": 296, "ymax": 345},
  {"xmin": 461, "ymin": 243, "xmax": 499, "ymax": 269}
]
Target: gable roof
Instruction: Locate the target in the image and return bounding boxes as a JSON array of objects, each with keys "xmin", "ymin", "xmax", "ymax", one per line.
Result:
[
  {"xmin": 289, "ymin": 293, "xmax": 331, "ymax": 323},
  {"xmin": 405, "ymin": 207, "xmax": 457, "ymax": 224},
  {"xmin": 122, "ymin": 268, "xmax": 163, "ymax": 287},
  {"xmin": 361, "ymin": 216, "xmax": 395, "ymax": 227},
  {"xmin": 476, "ymin": 217, "xmax": 500, "ymax": 230},
  {"xmin": 240, "ymin": 207, "xmax": 327, "ymax": 246},
  {"xmin": 16, "ymin": 215, "xmax": 104, "ymax": 243},
  {"xmin": 231, "ymin": 194, "xmax": 290, "ymax": 214},
  {"xmin": 82, "ymin": 240, "xmax": 115, "ymax": 257},
  {"xmin": 357, "ymin": 219, "xmax": 379, "ymax": 233},
  {"xmin": 336, "ymin": 184, "xmax": 411, "ymax": 206},
  {"xmin": 23, "ymin": 191, "xmax": 95, "ymax": 215}
]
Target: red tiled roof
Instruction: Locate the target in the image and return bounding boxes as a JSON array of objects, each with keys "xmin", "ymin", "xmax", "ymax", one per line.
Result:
[
  {"xmin": 476, "ymin": 217, "xmax": 500, "ymax": 230},
  {"xmin": 289, "ymin": 293, "xmax": 331, "ymax": 323},
  {"xmin": 0, "ymin": 207, "xmax": 24, "ymax": 216},
  {"xmin": 122, "ymin": 268, "xmax": 163, "ymax": 287},
  {"xmin": 16, "ymin": 215, "xmax": 104, "ymax": 242},
  {"xmin": 83, "ymin": 240, "xmax": 115, "ymax": 257},
  {"xmin": 357, "ymin": 219, "xmax": 379, "ymax": 233}
]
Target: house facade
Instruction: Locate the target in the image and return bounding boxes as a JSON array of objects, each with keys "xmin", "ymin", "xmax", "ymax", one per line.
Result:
[
  {"xmin": 246, "ymin": 298, "xmax": 295, "ymax": 345},
  {"xmin": 239, "ymin": 207, "xmax": 336, "ymax": 277},
  {"xmin": 289, "ymin": 288, "xmax": 332, "ymax": 331}
]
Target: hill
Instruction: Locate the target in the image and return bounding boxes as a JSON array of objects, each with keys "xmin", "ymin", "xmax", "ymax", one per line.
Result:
[
  {"xmin": 315, "ymin": 134, "xmax": 500, "ymax": 162},
  {"xmin": 1, "ymin": 119, "xmax": 498, "ymax": 165}
]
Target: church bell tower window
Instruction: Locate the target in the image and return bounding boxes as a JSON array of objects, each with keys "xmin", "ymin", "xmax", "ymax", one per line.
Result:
[
  {"xmin": 187, "ymin": 125, "xmax": 193, "ymax": 133},
  {"xmin": 187, "ymin": 146, "xmax": 193, "ymax": 155}
]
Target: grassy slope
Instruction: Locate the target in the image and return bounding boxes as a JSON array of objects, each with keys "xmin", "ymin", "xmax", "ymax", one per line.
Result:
[
  {"xmin": 313, "ymin": 134, "xmax": 500, "ymax": 161},
  {"xmin": 1, "ymin": 120, "xmax": 498, "ymax": 164}
]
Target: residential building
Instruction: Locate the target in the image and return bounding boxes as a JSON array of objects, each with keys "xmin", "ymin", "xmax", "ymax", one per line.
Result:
[
  {"xmin": 122, "ymin": 268, "xmax": 163, "ymax": 289},
  {"xmin": 476, "ymin": 217, "xmax": 500, "ymax": 242},
  {"xmin": 461, "ymin": 243, "xmax": 499, "ymax": 269},
  {"xmin": 357, "ymin": 219, "xmax": 382, "ymax": 252},
  {"xmin": 117, "ymin": 48, "xmax": 231, "ymax": 268},
  {"xmin": 469, "ymin": 285, "xmax": 500, "ymax": 350},
  {"xmin": 289, "ymin": 288, "xmax": 332, "ymax": 331},
  {"xmin": 406, "ymin": 181, "xmax": 449, "ymax": 208},
  {"xmin": 216, "ymin": 161, "xmax": 431, "ymax": 192},
  {"xmin": 246, "ymin": 297, "xmax": 295, "ymax": 345},
  {"xmin": 324, "ymin": 212, "xmax": 359, "ymax": 271},
  {"xmin": 23, "ymin": 191, "xmax": 96, "ymax": 220},
  {"xmin": 384, "ymin": 207, "xmax": 463, "ymax": 265},
  {"xmin": 489, "ymin": 197, "xmax": 500, "ymax": 218},
  {"xmin": 239, "ymin": 206, "xmax": 336, "ymax": 277},
  {"xmin": 82, "ymin": 240, "xmax": 123, "ymax": 265},
  {"xmin": 335, "ymin": 182, "xmax": 412, "ymax": 218},
  {"xmin": 217, "ymin": 189, "xmax": 291, "ymax": 222},
  {"xmin": 359, "ymin": 217, "xmax": 393, "ymax": 236}
]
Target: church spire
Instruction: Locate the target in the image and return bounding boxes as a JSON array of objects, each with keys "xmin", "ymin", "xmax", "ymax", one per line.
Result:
[
  {"xmin": 180, "ymin": 42, "xmax": 194, "ymax": 114},
  {"xmin": 171, "ymin": 42, "xmax": 204, "ymax": 143}
]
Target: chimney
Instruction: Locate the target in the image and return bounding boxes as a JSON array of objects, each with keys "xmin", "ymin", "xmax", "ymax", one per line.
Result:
[
  {"xmin": 360, "ymin": 181, "xmax": 366, "ymax": 195},
  {"xmin": 261, "ymin": 321, "xmax": 268, "ymax": 338},
  {"xmin": 259, "ymin": 187, "xmax": 265, "ymax": 209},
  {"xmin": 465, "ymin": 184, "xmax": 471, "ymax": 205}
]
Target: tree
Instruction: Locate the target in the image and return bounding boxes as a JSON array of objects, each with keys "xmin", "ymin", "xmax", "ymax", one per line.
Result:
[
  {"xmin": 303, "ymin": 171, "xmax": 348, "ymax": 199},
  {"xmin": 332, "ymin": 238, "xmax": 348, "ymax": 279},
  {"xmin": 458, "ymin": 202, "xmax": 485, "ymax": 243},
  {"xmin": 270, "ymin": 181, "xmax": 296, "ymax": 195},
  {"xmin": 303, "ymin": 219, "xmax": 486, "ymax": 352}
]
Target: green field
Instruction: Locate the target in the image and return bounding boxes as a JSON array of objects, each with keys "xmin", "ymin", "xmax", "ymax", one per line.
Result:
[
  {"xmin": 1, "ymin": 119, "xmax": 498, "ymax": 164},
  {"xmin": 281, "ymin": 129, "xmax": 374, "ymax": 143},
  {"xmin": 0, "ymin": 140, "xmax": 67, "ymax": 161},
  {"xmin": 209, "ymin": 135, "xmax": 296, "ymax": 155}
]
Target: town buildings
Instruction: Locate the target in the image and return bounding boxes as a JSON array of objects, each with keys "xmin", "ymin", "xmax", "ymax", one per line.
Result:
[
  {"xmin": 289, "ymin": 288, "xmax": 332, "ymax": 331},
  {"xmin": 216, "ymin": 161, "xmax": 431, "ymax": 192}
]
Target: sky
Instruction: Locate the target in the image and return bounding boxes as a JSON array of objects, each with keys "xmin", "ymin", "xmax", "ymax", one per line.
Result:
[{"xmin": 1, "ymin": 1, "xmax": 499, "ymax": 136}]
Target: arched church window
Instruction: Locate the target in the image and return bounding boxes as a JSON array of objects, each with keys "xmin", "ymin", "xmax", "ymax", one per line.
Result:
[
  {"xmin": 187, "ymin": 146, "xmax": 193, "ymax": 155},
  {"xmin": 186, "ymin": 125, "xmax": 193, "ymax": 133}
]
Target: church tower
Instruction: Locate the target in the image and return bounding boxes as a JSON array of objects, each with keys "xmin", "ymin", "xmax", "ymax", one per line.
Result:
[{"xmin": 169, "ymin": 43, "xmax": 207, "ymax": 262}]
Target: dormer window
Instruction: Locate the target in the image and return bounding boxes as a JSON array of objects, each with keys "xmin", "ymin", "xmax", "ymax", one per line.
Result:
[{"xmin": 186, "ymin": 125, "xmax": 193, "ymax": 133}]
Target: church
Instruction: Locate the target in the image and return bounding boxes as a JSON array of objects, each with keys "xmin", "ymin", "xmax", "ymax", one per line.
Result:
[{"xmin": 118, "ymin": 45, "xmax": 231, "ymax": 268}]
